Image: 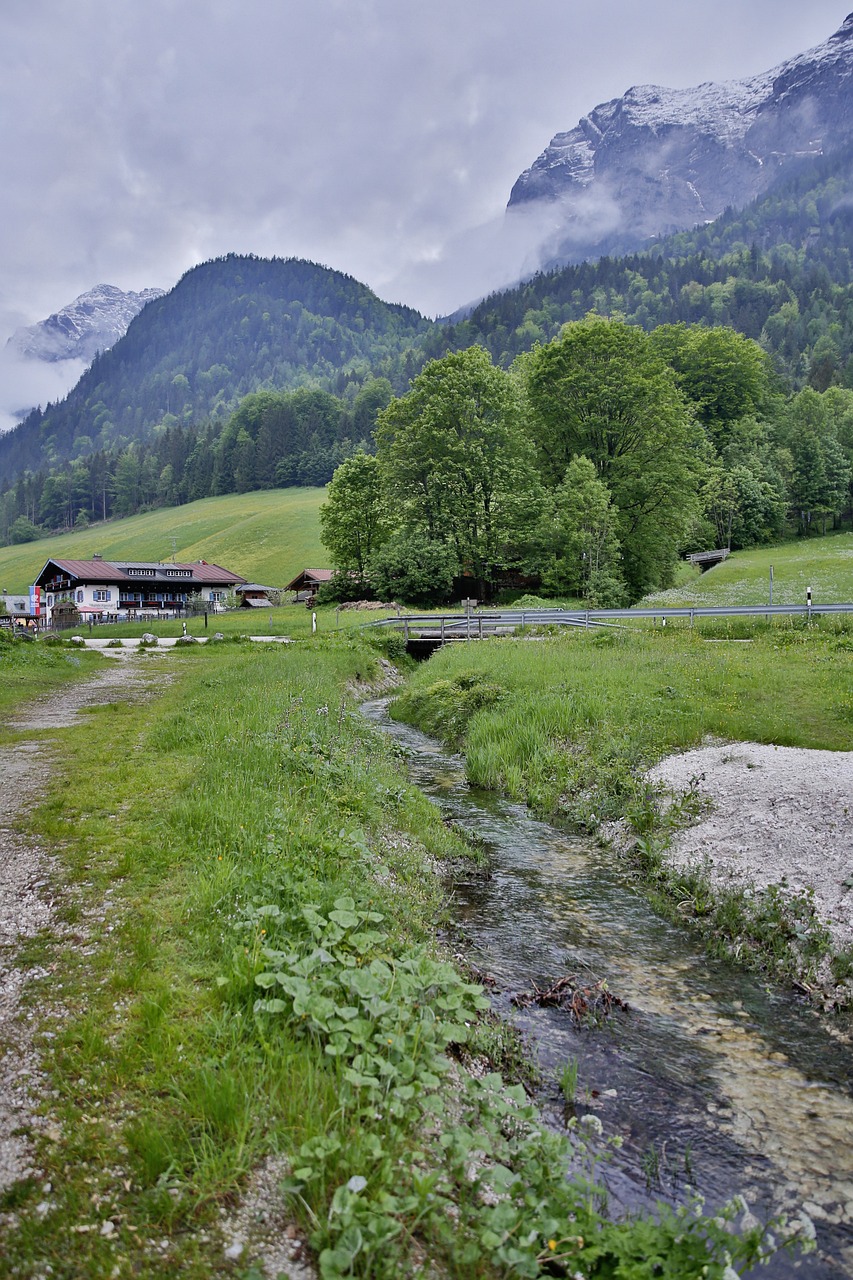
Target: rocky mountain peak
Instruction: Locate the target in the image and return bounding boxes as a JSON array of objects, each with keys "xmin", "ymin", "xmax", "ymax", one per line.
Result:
[
  {"xmin": 7, "ymin": 283, "xmax": 165, "ymax": 365},
  {"xmin": 509, "ymin": 13, "xmax": 853, "ymax": 267}
]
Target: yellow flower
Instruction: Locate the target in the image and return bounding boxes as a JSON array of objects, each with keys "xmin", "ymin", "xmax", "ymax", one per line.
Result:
[{"xmin": 548, "ymin": 1240, "xmax": 557, "ymax": 1252}]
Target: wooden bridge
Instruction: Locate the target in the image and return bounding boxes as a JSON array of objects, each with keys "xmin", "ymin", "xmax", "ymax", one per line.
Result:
[{"xmin": 685, "ymin": 549, "xmax": 730, "ymax": 571}]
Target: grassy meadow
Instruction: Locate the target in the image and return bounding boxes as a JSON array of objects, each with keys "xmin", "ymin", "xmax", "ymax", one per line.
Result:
[
  {"xmin": 0, "ymin": 632, "xmax": 799, "ymax": 1279},
  {"xmin": 0, "ymin": 486, "xmax": 327, "ymax": 592},
  {"xmin": 642, "ymin": 531, "xmax": 853, "ymax": 608}
]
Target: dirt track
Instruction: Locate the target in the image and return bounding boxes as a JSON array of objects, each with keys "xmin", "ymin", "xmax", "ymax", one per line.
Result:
[{"xmin": 0, "ymin": 656, "xmax": 166, "ymax": 1192}]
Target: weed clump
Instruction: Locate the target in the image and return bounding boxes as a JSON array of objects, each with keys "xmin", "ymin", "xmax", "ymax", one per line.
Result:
[{"xmin": 393, "ymin": 671, "xmax": 505, "ymax": 750}]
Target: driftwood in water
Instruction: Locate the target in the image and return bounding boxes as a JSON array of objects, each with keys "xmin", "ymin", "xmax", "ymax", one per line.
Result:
[{"xmin": 511, "ymin": 975, "xmax": 629, "ymax": 1026}]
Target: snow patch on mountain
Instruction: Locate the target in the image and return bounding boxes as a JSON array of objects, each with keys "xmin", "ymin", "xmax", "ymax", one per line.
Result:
[
  {"xmin": 7, "ymin": 284, "xmax": 165, "ymax": 364},
  {"xmin": 509, "ymin": 12, "xmax": 853, "ymax": 264}
]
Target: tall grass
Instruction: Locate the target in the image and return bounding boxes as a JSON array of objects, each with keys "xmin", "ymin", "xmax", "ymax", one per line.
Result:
[{"xmin": 393, "ymin": 624, "xmax": 853, "ymax": 825}]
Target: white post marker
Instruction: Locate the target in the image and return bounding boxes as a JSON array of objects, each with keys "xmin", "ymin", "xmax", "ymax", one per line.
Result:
[{"xmin": 312, "ymin": 611, "xmax": 317, "ymax": 634}]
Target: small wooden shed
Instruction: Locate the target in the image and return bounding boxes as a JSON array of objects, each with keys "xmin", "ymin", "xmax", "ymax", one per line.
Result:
[{"xmin": 284, "ymin": 568, "xmax": 334, "ymax": 602}]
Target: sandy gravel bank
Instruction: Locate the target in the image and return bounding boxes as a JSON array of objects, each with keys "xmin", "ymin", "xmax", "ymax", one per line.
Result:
[{"xmin": 648, "ymin": 742, "xmax": 853, "ymax": 959}]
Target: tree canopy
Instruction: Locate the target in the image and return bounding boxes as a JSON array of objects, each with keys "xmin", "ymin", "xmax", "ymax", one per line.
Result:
[
  {"xmin": 520, "ymin": 317, "xmax": 704, "ymax": 595},
  {"xmin": 375, "ymin": 346, "xmax": 542, "ymax": 587}
]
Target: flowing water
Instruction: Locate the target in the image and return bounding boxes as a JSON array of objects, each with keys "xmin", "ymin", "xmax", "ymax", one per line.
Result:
[{"xmin": 361, "ymin": 699, "xmax": 853, "ymax": 1278}]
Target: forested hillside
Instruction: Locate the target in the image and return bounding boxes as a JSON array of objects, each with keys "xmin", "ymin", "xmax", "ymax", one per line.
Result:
[
  {"xmin": 3, "ymin": 148, "xmax": 853, "ymax": 557},
  {"xmin": 440, "ymin": 146, "xmax": 853, "ymax": 387},
  {"xmin": 0, "ymin": 255, "xmax": 430, "ymax": 482}
]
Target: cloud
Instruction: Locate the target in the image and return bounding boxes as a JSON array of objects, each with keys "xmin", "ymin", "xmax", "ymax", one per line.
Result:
[
  {"xmin": 0, "ymin": 0, "xmax": 845, "ymax": 368},
  {"xmin": 0, "ymin": 346, "xmax": 87, "ymax": 435}
]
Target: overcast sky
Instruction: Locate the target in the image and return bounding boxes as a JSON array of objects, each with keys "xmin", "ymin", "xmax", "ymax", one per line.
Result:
[{"xmin": 0, "ymin": 0, "xmax": 847, "ymax": 424}]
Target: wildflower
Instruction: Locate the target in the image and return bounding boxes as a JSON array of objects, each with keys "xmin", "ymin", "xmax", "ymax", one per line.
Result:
[
  {"xmin": 347, "ymin": 1175, "xmax": 367, "ymax": 1193},
  {"xmin": 548, "ymin": 1240, "xmax": 557, "ymax": 1252}
]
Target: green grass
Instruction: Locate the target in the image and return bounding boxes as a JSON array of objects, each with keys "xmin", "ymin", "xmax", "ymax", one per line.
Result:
[
  {"xmin": 0, "ymin": 632, "xmax": 103, "ymax": 734},
  {"xmin": 391, "ymin": 624, "xmax": 853, "ymax": 992},
  {"xmin": 641, "ymin": 531, "xmax": 853, "ymax": 608},
  {"xmin": 394, "ymin": 626, "xmax": 853, "ymax": 821},
  {"xmin": 1, "ymin": 636, "xmax": 803, "ymax": 1278},
  {"xmin": 74, "ymin": 601, "xmax": 407, "ymax": 643},
  {"xmin": 0, "ymin": 486, "xmax": 327, "ymax": 592}
]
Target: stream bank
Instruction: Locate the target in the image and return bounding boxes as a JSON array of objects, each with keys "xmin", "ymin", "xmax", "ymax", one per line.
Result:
[{"xmin": 362, "ymin": 697, "xmax": 853, "ymax": 1278}]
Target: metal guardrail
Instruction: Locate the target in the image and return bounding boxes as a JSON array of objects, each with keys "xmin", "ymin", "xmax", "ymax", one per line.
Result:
[{"xmin": 366, "ymin": 603, "xmax": 853, "ymax": 641}]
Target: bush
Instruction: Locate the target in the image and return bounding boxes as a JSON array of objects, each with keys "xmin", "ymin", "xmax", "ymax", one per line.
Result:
[
  {"xmin": 369, "ymin": 532, "xmax": 456, "ymax": 607},
  {"xmin": 316, "ymin": 573, "xmax": 373, "ymax": 604}
]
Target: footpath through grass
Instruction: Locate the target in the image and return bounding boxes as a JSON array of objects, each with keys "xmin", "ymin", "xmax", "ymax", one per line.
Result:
[
  {"xmin": 0, "ymin": 630, "xmax": 103, "ymax": 733},
  {"xmin": 392, "ymin": 621, "xmax": 853, "ymax": 992},
  {"xmin": 0, "ymin": 633, "xmax": 811, "ymax": 1278}
]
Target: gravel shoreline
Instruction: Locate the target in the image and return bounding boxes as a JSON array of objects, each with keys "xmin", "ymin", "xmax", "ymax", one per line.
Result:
[{"xmin": 647, "ymin": 741, "xmax": 853, "ymax": 956}]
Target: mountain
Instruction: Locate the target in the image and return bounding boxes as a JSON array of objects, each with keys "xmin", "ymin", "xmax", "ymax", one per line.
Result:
[
  {"xmin": 436, "ymin": 141, "xmax": 853, "ymax": 387},
  {"xmin": 0, "ymin": 255, "xmax": 430, "ymax": 484},
  {"xmin": 509, "ymin": 13, "xmax": 853, "ymax": 266},
  {"xmin": 7, "ymin": 283, "xmax": 165, "ymax": 364}
]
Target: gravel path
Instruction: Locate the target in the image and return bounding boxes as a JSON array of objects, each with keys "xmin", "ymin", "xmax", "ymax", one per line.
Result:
[
  {"xmin": 0, "ymin": 655, "xmax": 166, "ymax": 1193},
  {"xmin": 648, "ymin": 742, "xmax": 853, "ymax": 955}
]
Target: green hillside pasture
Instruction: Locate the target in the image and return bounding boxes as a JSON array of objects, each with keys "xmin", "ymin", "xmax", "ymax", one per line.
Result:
[
  {"xmin": 642, "ymin": 533, "xmax": 853, "ymax": 609},
  {"xmin": 0, "ymin": 488, "xmax": 326, "ymax": 592}
]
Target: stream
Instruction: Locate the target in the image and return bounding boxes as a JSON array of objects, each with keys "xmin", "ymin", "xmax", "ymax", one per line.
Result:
[{"xmin": 361, "ymin": 698, "xmax": 853, "ymax": 1278}]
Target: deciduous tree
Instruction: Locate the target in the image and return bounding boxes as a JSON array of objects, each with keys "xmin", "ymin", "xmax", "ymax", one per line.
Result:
[
  {"xmin": 520, "ymin": 316, "xmax": 703, "ymax": 597},
  {"xmin": 375, "ymin": 346, "xmax": 542, "ymax": 589},
  {"xmin": 320, "ymin": 451, "xmax": 390, "ymax": 582}
]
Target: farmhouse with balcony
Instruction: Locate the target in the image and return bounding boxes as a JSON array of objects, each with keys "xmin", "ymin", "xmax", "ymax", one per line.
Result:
[{"xmin": 35, "ymin": 557, "xmax": 247, "ymax": 624}]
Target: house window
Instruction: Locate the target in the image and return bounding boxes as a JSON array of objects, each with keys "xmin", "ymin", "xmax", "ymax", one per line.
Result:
[
  {"xmin": 76, "ymin": 590, "xmax": 84, "ymax": 603},
  {"xmin": 47, "ymin": 595, "xmax": 54, "ymax": 608},
  {"xmin": 210, "ymin": 590, "xmax": 225, "ymax": 602},
  {"xmin": 93, "ymin": 590, "xmax": 111, "ymax": 602}
]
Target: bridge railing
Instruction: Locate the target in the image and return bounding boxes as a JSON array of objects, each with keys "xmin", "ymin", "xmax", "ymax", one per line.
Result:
[{"xmin": 365, "ymin": 602, "xmax": 853, "ymax": 639}]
